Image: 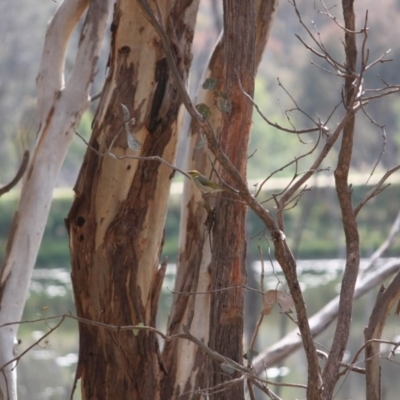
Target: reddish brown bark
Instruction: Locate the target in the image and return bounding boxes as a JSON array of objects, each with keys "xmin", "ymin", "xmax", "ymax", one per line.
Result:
[
  {"xmin": 322, "ymin": 1, "xmax": 359, "ymax": 398},
  {"xmin": 364, "ymin": 272, "xmax": 400, "ymax": 400},
  {"xmin": 206, "ymin": 2, "xmax": 256, "ymax": 399},
  {"xmin": 161, "ymin": 2, "xmax": 278, "ymax": 398},
  {"xmin": 66, "ymin": 1, "xmax": 199, "ymax": 398}
]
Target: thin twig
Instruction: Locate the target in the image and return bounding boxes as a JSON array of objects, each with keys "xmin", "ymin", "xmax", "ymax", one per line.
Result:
[
  {"xmin": 75, "ymin": 129, "xmax": 191, "ymax": 179},
  {"xmin": 354, "ymin": 165, "xmax": 400, "ymax": 216},
  {"xmin": 338, "ymin": 338, "xmax": 400, "ymax": 378},
  {"xmin": 0, "ymin": 312, "xmax": 305, "ymax": 392},
  {"xmin": 239, "ymin": 82, "xmax": 323, "ymax": 135},
  {"xmin": 362, "ymin": 209, "xmax": 400, "ymax": 274}
]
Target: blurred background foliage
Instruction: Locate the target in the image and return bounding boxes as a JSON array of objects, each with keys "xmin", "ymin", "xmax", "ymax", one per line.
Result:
[
  {"xmin": 1, "ymin": 0, "xmax": 400, "ymax": 186},
  {"xmin": 1, "ymin": 182, "xmax": 400, "ymax": 267}
]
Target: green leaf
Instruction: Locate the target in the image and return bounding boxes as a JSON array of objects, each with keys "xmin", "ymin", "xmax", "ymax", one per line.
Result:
[
  {"xmin": 220, "ymin": 363, "xmax": 235, "ymax": 375},
  {"xmin": 195, "ymin": 134, "xmax": 207, "ymax": 149},
  {"xmin": 216, "ymin": 93, "xmax": 232, "ymax": 114},
  {"xmin": 132, "ymin": 322, "xmax": 144, "ymax": 336},
  {"xmin": 245, "ymin": 349, "xmax": 259, "ymax": 363},
  {"xmin": 202, "ymin": 77, "xmax": 218, "ymax": 90},
  {"xmin": 195, "ymin": 103, "xmax": 212, "ymax": 119}
]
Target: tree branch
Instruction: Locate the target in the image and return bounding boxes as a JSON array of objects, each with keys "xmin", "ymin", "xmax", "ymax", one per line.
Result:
[
  {"xmin": 253, "ymin": 259, "xmax": 400, "ymax": 373},
  {"xmin": 0, "ymin": 151, "xmax": 29, "ymax": 198},
  {"xmin": 354, "ymin": 166, "xmax": 400, "ymax": 216},
  {"xmin": 361, "ymin": 209, "xmax": 400, "ymax": 274},
  {"xmin": 0, "ymin": 313, "xmax": 305, "ymax": 397},
  {"xmin": 321, "ymin": 1, "xmax": 360, "ymax": 396},
  {"xmin": 364, "ymin": 270, "xmax": 400, "ymax": 399}
]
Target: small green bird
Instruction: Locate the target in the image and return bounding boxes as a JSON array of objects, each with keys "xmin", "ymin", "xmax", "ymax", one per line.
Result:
[{"xmin": 187, "ymin": 170, "xmax": 225, "ymax": 193}]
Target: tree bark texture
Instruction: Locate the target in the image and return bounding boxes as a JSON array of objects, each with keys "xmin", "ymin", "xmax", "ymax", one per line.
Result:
[
  {"xmin": 66, "ymin": 1, "xmax": 199, "ymax": 399},
  {"xmin": 322, "ymin": 1, "xmax": 359, "ymax": 398},
  {"xmin": 0, "ymin": 1, "xmax": 110, "ymax": 398},
  {"xmin": 206, "ymin": 2, "xmax": 256, "ymax": 399},
  {"xmin": 364, "ymin": 272, "xmax": 400, "ymax": 400},
  {"xmin": 161, "ymin": 1, "xmax": 279, "ymax": 398}
]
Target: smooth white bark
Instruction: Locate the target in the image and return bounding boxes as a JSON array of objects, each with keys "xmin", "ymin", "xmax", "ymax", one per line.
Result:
[{"xmin": 0, "ymin": 1, "xmax": 111, "ymax": 398}]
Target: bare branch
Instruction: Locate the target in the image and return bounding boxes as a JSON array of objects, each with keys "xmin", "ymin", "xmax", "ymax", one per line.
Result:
[
  {"xmin": 75, "ymin": 129, "xmax": 191, "ymax": 180},
  {"xmin": 339, "ymin": 338, "xmax": 400, "ymax": 378},
  {"xmin": 36, "ymin": 0, "xmax": 90, "ymax": 122},
  {"xmin": 365, "ymin": 49, "xmax": 392, "ymax": 71},
  {"xmin": 362, "ymin": 209, "xmax": 400, "ymax": 274},
  {"xmin": 317, "ymin": 349, "xmax": 365, "ymax": 375},
  {"xmin": 257, "ymin": 142, "xmax": 323, "ymax": 200},
  {"xmin": 0, "ymin": 315, "xmax": 66, "ymax": 373},
  {"xmin": 0, "ymin": 313, "xmax": 306, "ymax": 395},
  {"xmin": 291, "ymin": 0, "xmax": 348, "ymax": 76},
  {"xmin": 253, "ymin": 259, "xmax": 400, "ymax": 373},
  {"xmin": 0, "ymin": 151, "xmax": 29, "ymax": 198},
  {"xmin": 278, "ymin": 110, "xmax": 353, "ymax": 210},
  {"xmin": 238, "ymin": 78, "xmax": 324, "ymax": 135},
  {"xmin": 321, "ymin": 0, "xmax": 359, "ymax": 394},
  {"xmin": 354, "ymin": 166, "xmax": 400, "ymax": 216}
]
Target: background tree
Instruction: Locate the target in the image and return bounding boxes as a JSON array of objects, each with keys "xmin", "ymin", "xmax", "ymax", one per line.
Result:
[{"xmin": 0, "ymin": 0, "xmax": 111, "ymax": 397}]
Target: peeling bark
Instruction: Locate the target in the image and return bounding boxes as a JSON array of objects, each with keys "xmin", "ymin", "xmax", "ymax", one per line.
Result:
[
  {"xmin": 203, "ymin": 2, "xmax": 257, "ymax": 399},
  {"xmin": 161, "ymin": 1, "xmax": 279, "ymax": 399},
  {"xmin": 0, "ymin": 1, "xmax": 110, "ymax": 398},
  {"xmin": 66, "ymin": 1, "xmax": 199, "ymax": 398}
]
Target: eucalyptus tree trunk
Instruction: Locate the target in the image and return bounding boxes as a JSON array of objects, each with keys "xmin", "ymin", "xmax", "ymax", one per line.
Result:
[
  {"xmin": 66, "ymin": 1, "xmax": 199, "ymax": 398},
  {"xmin": 205, "ymin": 2, "xmax": 256, "ymax": 398},
  {"xmin": 0, "ymin": 1, "xmax": 110, "ymax": 398},
  {"xmin": 162, "ymin": 1, "xmax": 279, "ymax": 399}
]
